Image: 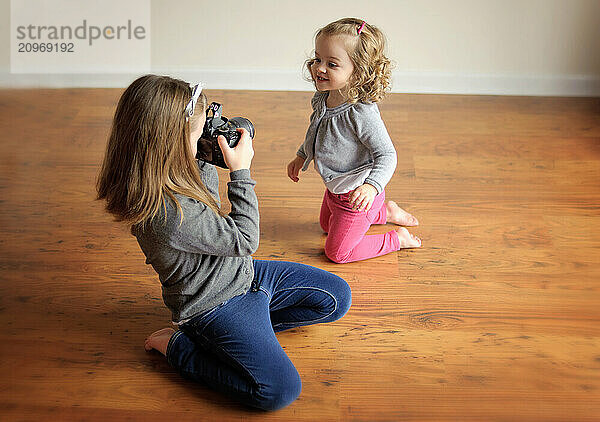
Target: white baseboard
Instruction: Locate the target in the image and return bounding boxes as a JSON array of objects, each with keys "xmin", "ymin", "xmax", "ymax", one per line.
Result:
[{"xmin": 1, "ymin": 68, "xmax": 599, "ymax": 97}]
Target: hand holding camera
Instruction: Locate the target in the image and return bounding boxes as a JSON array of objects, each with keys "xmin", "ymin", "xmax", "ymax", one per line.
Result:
[
  {"xmin": 218, "ymin": 129, "xmax": 254, "ymax": 171},
  {"xmin": 195, "ymin": 102, "xmax": 255, "ymax": 169}
]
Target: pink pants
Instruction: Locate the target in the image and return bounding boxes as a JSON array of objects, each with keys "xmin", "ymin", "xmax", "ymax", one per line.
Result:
[{"xmin": 319, "ymin": 189, "xmax": 400, "ymax": 263}]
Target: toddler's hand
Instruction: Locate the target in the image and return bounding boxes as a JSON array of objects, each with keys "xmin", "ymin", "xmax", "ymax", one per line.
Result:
[
  {"xmin": 218, "ymin": 129, "xmax": 254, "ymax": 171},
  {"xmin": 287, "ymin": 155, "xmax": 304, "ymax": 182},
  {"xmin": 349, "ymin": 183, "xmax": 378, "ymax": 212}
]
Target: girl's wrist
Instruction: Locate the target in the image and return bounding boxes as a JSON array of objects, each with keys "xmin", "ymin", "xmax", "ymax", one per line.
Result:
[{"xmin": 229, "ymin": 168, "xmax": 251, "ymax": 180}]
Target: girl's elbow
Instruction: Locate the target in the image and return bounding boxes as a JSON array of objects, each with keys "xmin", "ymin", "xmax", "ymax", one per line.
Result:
[
  {"xmin": 238, "ymin": 236, "xmax": 259, "ymax": 256},
  {"xmin": 248, "ymin": 237, "xmax": 260, "ymax": 254}
]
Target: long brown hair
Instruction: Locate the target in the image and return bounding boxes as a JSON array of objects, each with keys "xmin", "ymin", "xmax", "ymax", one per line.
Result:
[
  {"xmin": 305, "ymin": 18, "xmax": 392, "ymax": 103},
  {"xmin": 96, "ymin": 74, "xmax": 223, "ymax": 228}
]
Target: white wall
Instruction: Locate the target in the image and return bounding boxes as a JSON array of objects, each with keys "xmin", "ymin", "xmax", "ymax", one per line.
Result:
[{"xmin": 2, "ymin": 0, "xmax": 600, "ymax": 95}]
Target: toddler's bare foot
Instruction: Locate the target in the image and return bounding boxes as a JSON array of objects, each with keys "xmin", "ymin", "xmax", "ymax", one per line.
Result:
[
  {"xmin": 395, "ymin": 227, "xmax": 422, "ymax": 249},
  {"xmin": 144, "ymin": 327, "xmax": 175, "ymax": 356},
  {"xmin": 386, "ymin": 201, "xmax": 419, "ymax": 226}
]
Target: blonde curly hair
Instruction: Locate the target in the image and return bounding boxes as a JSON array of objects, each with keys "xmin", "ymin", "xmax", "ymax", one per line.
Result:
[{"xmin": 305, "ymin": 18, "xmax": 392, "ymax": 103}]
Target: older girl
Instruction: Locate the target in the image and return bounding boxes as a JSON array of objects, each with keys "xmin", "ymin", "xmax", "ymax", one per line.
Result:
[{"xmin": 97, "ymin": 75, "xmax": 351, "ymax": 410}]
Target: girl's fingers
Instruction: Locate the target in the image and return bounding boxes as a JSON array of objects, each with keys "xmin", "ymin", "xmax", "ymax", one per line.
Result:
[
  {"xmin": 236, "ymin": 128, "xmax": 250, "ymax": 143},
  {"xmin": 360, "ymin": 199, "xmax": 368, "ymax": 212},
  {"xmin": 354, "ymin": 196, "xmax": 365, "ymax": 211},
  {"xmin": 287, "ymin": 161, "xmax": 301, "ymax": 182},
  {"xmin": 357, "ymin": 196, "xmax": 375, "ymax": 212},
  {"xmin": 217, "ymin": 135, "xmax": 229, "ymax": 151}
]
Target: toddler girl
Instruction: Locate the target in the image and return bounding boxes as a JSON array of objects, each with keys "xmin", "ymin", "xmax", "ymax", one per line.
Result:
[{"xmin": 287, "ymin": 18, "xmax": 422, "ymax": 263}]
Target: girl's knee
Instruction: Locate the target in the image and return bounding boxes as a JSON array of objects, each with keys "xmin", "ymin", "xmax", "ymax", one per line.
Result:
[
  {"xmin": 319, "ymin": 219, "xmax": 329, "ymax": 233},
  {"xmin": 311, "ymin": 267, "xmax": 352, "ymax": 320},
  {"xmin": 256, "ymin": 366, "xmax": 302, "ymax": 411},
  {"xmin": 329, "ymin": 275, "xmax": 352, "ymax": 321},
  {"xmin": 324, "ymin": 244, "xmax": 352, "ymax": 264},
  {"xmin": 319, "ymin": 211, "xmax": 330, "ymax": 233}
]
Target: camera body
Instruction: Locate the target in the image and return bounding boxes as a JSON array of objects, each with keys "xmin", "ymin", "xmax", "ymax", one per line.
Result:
[{"xmin": 195, "ymin": 102, "xmax": 255, "ymax": 169}]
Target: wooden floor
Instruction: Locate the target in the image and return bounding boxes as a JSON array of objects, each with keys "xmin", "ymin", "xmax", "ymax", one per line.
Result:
[{"xmin": 0, "ymin": 88, "xmax": 599, "ymax": 421}]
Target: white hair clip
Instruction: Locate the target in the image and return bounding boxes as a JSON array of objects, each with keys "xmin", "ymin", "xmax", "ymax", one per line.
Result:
[{"xmin": 184, "ymin": 82, "xmax": 203, "ymax": 120}]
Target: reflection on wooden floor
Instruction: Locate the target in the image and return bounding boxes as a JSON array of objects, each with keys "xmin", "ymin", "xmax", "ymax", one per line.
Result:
[{"xmin": 0, "ymin": 88, "xmax": 599, "ymax": 421}]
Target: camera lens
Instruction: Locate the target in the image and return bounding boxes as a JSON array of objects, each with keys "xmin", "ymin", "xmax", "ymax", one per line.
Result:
[{"xmin": 229, "ymin": 117, "xmax": 255, "ymax": 139}]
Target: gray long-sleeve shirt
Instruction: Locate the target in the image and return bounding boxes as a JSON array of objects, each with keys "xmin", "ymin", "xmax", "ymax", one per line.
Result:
[
  {"xmin": 297, "ymin": 91, "xmax": 397, "ymax": 194},
  {"xmin": 132, "ymin": 162, "xmax": 259, "ymax": 323}
]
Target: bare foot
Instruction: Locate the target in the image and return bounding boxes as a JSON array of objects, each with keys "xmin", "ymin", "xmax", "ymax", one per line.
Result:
[
  {"xmin": 386, "ymin": 201, "xmax": 419, "ymax": 226},
  {"xmin": 395, "ymin": 227, "xmax": 422, "ymax": 249},
  {"xmin": 144, "ymin": 327, "xmax": 175, "ymax": 356}
]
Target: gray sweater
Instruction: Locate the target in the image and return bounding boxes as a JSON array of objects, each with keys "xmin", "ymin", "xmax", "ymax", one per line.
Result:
[
  {"xmin": 297, "ymin": 91, "xmax": 397, "ymax": 194},
  {"xmin": 132, "ymin": 162, "xmax": 259, "ymax": 323}
]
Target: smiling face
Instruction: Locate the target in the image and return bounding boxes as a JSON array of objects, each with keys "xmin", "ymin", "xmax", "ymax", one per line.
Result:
[{"xmin": 311, "ymin": 34, "xmax": 355, "ymax": 93}]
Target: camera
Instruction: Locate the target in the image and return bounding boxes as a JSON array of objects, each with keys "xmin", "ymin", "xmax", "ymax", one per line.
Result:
[{"xmin": 195, "ymin": 102, "xmax": 255, "ymax": 169}]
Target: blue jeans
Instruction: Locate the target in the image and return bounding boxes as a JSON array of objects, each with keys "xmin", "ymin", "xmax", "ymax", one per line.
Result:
[{"xmin": 165, "ymin": 260, "xmax": 352, "ymax": 411}]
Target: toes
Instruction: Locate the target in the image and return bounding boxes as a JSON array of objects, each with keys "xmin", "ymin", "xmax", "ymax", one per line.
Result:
[
  {"xmin": 396, "ymin": 228, "xmax": 422, "ymax": 249},
  {"xmin": 403, "ymin": 215, "xmax": 419, "ymax": 226},
  {"xmin": 409, "ymin": 233, "xmax": 421, "ymax": 247}
]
